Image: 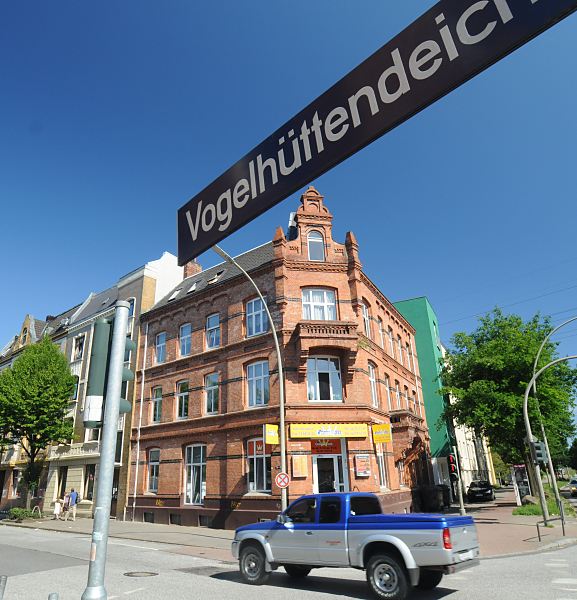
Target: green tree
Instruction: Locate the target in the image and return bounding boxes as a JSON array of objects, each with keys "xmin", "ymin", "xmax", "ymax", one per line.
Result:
[
  {"xmin": 568, "ymin": 438, "xmax": 577, "ymax": 471},
  {"xmin": 441, "ymin": 309, "xmax": 577, "ymax": 468},
  {"xmin": 0, "ymin": 336, "xmax": 75, "ymax": 506}
]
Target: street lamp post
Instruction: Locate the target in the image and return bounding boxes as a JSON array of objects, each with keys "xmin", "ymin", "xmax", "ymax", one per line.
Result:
[
  {"xmin": 523, "ymin": 354, "xmax": 577, "ymax": 525},
  {"xmin": 531, "ymin": 316, "xmax": 577, "ymax": 519},
  {"xmin": 212, "ymin": 245, "xmax": 288, "ymax": 511}
]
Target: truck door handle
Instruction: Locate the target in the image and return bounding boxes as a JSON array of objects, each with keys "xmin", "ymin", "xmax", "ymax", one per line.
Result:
[{"xmin": 306, "ymin": 531, "xmax": 313, "ymax": 536}]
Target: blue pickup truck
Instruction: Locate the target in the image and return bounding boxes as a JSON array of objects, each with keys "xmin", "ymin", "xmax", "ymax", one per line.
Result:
[{"xmin": 232, "ymin": 492, "xmax": 479, "ymax": 600}]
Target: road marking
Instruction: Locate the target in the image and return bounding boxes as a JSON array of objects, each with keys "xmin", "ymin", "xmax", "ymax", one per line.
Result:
[
  {"xmin": 546, "ymin": 563, "xmax": 569, "ymax": 568},
  {"xmin": 124, "ymin": 589, "xmax": 146, "ymax": 596},
  {"xmin": 553, "ymin": 579, "xmax": 577, "ymax": 585},
  {"xmin": 109, "ymin": 541, "xmax": 159, "ymax": 551}
]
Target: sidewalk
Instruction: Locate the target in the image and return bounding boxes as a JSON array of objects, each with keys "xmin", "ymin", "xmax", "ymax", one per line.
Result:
[
  {"xmin": 448, "ymin": 487, "xmax": 577, "ymax": 557},
  {"xmin": 2, "ymin": 488, "xmax": 575, "ymax": 562}
]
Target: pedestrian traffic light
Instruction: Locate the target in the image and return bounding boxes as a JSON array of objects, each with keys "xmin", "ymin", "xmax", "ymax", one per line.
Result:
[
  {"xmin": 84, "ymin": 317, "xmax": 135, "ymax": 428},
  {"xmin": 530, "ymin": 440, "xmax": 548, "ymax": 465},
  {"xmin": 448, "ymin": 454, "xmax": 459, "ymax": 481}
]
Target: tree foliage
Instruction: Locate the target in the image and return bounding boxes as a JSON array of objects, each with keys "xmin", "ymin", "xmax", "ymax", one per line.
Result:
[
  {"xmin": 0, "ymin": 336, "xmax": 75, "ymax": 498},
  {"xmin": 441, "ymin": 309, "xmax": 577, "ymax": 465}
]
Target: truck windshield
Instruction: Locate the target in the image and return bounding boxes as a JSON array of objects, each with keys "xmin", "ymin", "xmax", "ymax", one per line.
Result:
[{"xmin": 350, "ymin": 496, "xmax": 382, "ymax": 516}]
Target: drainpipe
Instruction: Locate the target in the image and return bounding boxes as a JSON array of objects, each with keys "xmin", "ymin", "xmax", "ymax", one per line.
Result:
[{"xmin": 131, "ymin": 322, "xmax": 148, "ymax": 521}]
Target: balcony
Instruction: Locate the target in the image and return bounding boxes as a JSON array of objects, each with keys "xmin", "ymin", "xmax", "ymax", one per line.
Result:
[
  {"xmin": 295, "ymin": 321, "xmax": 358, "ymax": 381},
  {"xmin": 48, "ymin": 441, "xmax": 100, "ymax": 461}
]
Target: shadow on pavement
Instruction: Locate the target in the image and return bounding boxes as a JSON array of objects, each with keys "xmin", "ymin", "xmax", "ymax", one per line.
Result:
[{"xmin": 211, "ymin": 570, "xmax": 457, "ymax": 599}]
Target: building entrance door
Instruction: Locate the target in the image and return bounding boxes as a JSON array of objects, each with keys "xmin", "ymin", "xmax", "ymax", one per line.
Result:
[{"xmin": 313, "ymin": 455, "xmax": 345, "ymax": 493}]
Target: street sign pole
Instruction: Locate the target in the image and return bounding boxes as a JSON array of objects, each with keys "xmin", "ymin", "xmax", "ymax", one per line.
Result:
[
  {"xmin": 212, "ymin": 245, "xmax": 288, "ymax": 511},
  {"xmin": 82, "ymin": 301, "xmax": 130, "ymax": 600}
]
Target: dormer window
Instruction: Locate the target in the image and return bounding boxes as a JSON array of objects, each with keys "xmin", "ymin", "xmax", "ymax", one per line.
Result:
[
  {"xmin": 307, "ymin": 230, "xmax": 325, "ymax": 262},
  {"xmin": 21, "ymin": 328, "xmax": 28, "ymax": 345}
]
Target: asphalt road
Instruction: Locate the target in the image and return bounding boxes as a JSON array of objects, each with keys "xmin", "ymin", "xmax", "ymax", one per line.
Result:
[{"xmin": 2, "ymin": 527, "xmax": 577, "ymax": 600}]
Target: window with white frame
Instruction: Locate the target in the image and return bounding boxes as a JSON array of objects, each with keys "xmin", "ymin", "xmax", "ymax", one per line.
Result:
[
  {"xmin": 206, "ymin": 314, "xmax": 220, "ymax": 349},
  {"xmin": 127, "ymin": 298, "xmax": 135, "ymax": 336},
  {"xmin": 361, "ymin": 302, "xmax": 371, "ymax": 338},
  {"xmin": 384, "ymin": 375, "xmax": 392, "ymax": 411},
  {"xmin": 73, "ymin": 335, "xmax": 85, "ymax": 362},
  {"xmin": 176, "ymin": 381, "xmax": 189, "ymax": 419},
  {"xmin": 152, "ymin": 387, "xmax": 162, "ymax": 423},
  {"xmin": 412, "ymin": 390, "xmax": 417, "ymax": 413},
  {"xmin": 387, "ymin": 327, "xmax": 395, "ymax": 357},
  {"xmin": 246, "ymin": 297, "xmax": 268, "ymax": 337},
  {"xmin": 185, "ymin": 444, "xmax": 206, "ymax": 504},
  {"xmin": 307, "ymin": 230, "xmax": 325, "ymax": 261},
  {"xmin": 368, "ymin": 362, "xmax": 379, "ymax": 408},
  {"xmin": 148, "ymin": 449, "xmax": 160, "ymax": 493},
  {"xmin": 205, "ymin": 373, "xmax": 219, "ymax": 414},
  {"xmin": 406, "ymin": 343, "xmax": 412, "ymax": 371},
  {"xmin": 247, "ymin": 361, "xmax": 269, "ymax": 407},
  {"xmin": 396, "ymin": 459, "xmax": 406, "ymax": 486},
  {"xmin": 403, "ymin": 386, "xmax": 409, "ymax": 409},
  {"xmin": 395, "ymin": 381, "xmax": 401, "ymax": 409},
  {"xmin": 180, "ymin": 323, "xmax": 192, "ymax": 357},
  {"xmin": 378, "ymin": 318, "xmax": 385, "ymax": 348},
  {"xmin": 85, "ymin": 427, "xmax": 100, "ymax": 443},
  {"xmin": 397, "ymin": 336, "xmax": 403, "ymax": 366},
  {"xmin": 302, "ymin": 288, "xmax": 336, "ymax": 320},
  {"xmin": 307, "ymin": 357, "xmax": 343, "ymax": 401},
  {"xmin": 155, "ymin": 332, "xmax": 166, "ymax": 364},
  {"xmin": 376, "ymin": 449, "xmax": 389, "ymax": 489},
  {"xmin": 246, "ymin": 438, "xmax": 271, "ymax": 492}
]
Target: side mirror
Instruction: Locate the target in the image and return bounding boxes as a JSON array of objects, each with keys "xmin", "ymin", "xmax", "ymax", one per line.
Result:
[{"xmin": 276, "ymin": 513, "xmax": 287, "ymax": 524}]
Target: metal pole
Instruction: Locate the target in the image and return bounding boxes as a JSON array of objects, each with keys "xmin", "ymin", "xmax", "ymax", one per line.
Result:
[
  {"xmin": 523, "ymin": 354, "xmax": 577, "ymax": 527},
  {"xmin": 82, "ymin": 301, "xmax": 130, "ymax": 600},
  {"xmin": 531, "ymin": 317, "xmax": 577, "ymax": 523},
  {"xmin": 453, "ymin": 445, "xmax": 466, "ymax": 516},
  {"xmin": 212, "ymin": 245, "xmax": 288, "ymax": 511}
]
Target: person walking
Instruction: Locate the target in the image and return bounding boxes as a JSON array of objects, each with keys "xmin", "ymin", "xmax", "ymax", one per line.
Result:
[
  {"xmin": 52, "ymin": 498, "xmax": 62, "ymax": 520},
  {"xmin": 63, "ymin": 488, "xmax": 78, "ymax": 522}
]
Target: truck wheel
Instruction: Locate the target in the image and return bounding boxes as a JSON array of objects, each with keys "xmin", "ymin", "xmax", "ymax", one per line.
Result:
[
  {"xmin": 366, "ymin": 554, "xmax": 408, "ymax": 600},
  {"xmin": 284, "ymin": 565, "xmax": 311, "ymax": 578},
  {"xmin": 239, "ymin": 543, "xmax": 270, "ymax": 585},
  {"xmin": 417, "ymin": 569, "xmax": 443, "ymax": 590}
]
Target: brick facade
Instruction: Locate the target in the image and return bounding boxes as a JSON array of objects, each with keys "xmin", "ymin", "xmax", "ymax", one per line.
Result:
[{"xmin": 130, "ymin": 187, "xmax": 430, "ymax": 528}]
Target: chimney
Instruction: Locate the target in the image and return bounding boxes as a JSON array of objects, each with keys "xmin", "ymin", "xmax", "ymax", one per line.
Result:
[{"xmin": 184, "ymin": 259, "xmax": 202, "ymax": 279}]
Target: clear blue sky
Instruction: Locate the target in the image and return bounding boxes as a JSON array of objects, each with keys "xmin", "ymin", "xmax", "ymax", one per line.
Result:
[{"xmin": 1, "ymin": 1, "xmax": 576, "ymax": 358}]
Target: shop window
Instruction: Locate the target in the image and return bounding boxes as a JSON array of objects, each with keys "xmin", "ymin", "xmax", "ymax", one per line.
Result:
[
  {"xmin": 148, "ymin": 449, "xmax": 160, "ymax": 493},
  {"xmin": 84, "ymin": 464, "xmax": 96, "ymax": 501},
  {"xmin": 205, "ymin": 373, "xmax": 219, "ymax": 414},
  {"xmin": 246, "ymin": 297, "xmax": 268, "ymax": 337},
  {"xmin": 307, "ymin": 230, "xmax": 325, "ymax": 262},
  {"xmin": 247, "ymin": 438, "xmax": 271, "ymax": 492},
  {"xmin": 377, "ymin": 452, "xmax": 389, "ymax": 489},
  {"xmin": 185, "ymin": 444, "xmax": 206, "ymax": 504},
  {"xmin": 206, "ymin": 314, "xmax": 220, "ymax": 349},
  {"xmin": 180, "ymin": 323, "xmax": 192, "ymax": 357},
  {"xmin": 247, "ymin": 361, "xmax": 269, "ymax": 407},
  {"xmin": 155, "ymin": 332, "xmax": 166, "ymax": 364},
  {"xmin": 152, "ymin": 387, "xmax": 162, "ymax": 423},
  {"xmin": 307, "ymin": 357, "xmax": 343, "ymax": 402},
  {"xmin": 368, "ymin": 362, "xmax": 379, "ymax": 408},
  {"xmin": 176, "ymin": 381, "xmax": 189, "ymax": 419},
  {"xmin": 302, "ymin": 288, "xmax": 336, "ymax": 320}
]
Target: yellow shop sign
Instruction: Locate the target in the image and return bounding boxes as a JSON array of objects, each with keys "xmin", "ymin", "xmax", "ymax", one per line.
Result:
[
  {"xmin": 264, "ymin": 424, "xmax": 279, "ymax": 445},
  {"xmin": 290, "ymin": 423, "xmax": 368, "ymax": 439},
  {"xmin": 372, "ymin": 423, "xmax": 392, "ymax": 443}
]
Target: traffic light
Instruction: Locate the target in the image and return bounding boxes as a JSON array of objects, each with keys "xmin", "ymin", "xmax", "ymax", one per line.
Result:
[
  {"xmin": 84, "ymin": 317, "xmax": 136, "ymax": 428},
  {"xmin": 530, "ymin": 440, "xmax": 548, "ymax": 465},
  {"xmin": 448, "ymin": 454, "xmax": 459, "ymax": 481}
]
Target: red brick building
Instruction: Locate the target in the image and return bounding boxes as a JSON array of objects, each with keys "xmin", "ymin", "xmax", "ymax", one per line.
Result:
[{"xmin": 130, "ymin": 187, "xmax": 430, "ymax": 528}]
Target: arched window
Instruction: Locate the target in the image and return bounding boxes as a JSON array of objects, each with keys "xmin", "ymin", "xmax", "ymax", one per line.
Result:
[
  {"xmin": 21, "ymin": 328, "xmax": 28, "ymax": 345},
  {"xmin": 368, "ymin": 362, "xmax": 379, "ymax": 408},
  {"xmin": 307, "ymin": 230, "xmax": 325, "ymax": 261}
]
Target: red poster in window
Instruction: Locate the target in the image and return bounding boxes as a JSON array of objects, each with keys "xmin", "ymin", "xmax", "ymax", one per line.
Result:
[{"xmin": 311, "ymin": 439, "xmax": 341, "ymax": 454}]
